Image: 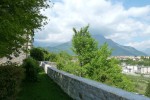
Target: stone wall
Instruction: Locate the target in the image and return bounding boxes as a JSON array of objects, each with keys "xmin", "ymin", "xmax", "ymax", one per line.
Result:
[
  {"xmin": 40, "ymin": 62, "xmax": 150, "ymax": 100},
  {"xmin": 0, "ymin": 52, "xmax": 26, "ymax": 65}
]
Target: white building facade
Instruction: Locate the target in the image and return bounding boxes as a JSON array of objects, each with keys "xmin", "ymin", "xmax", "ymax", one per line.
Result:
[{"xmin": 122, "ymin": 64, "xmax": 150, "ymax": 75}]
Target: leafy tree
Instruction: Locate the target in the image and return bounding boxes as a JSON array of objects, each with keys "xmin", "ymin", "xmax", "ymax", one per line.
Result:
[
  {"xmin": 72, "ymin": 26, "xmax": 133, "ymax": 91},
  {"xmin": 40, "ymin": 48, "xmax": 58, "ymax": 61},
  {"xmin": 56, "ymin": 51, "xmax": 72, "ymax": 70},
  {"xmin": 37, "ymin": 48, "xmax": 51, "ymax": 61},
  {"xmin": 30, "ymin": 48, "xmax": 44, "ymax": 61},
  {"xmin": 0, "ymin": 0, "xmax": 51, "ymax": 58},
  {"xmin": 31, "ymin": 47, "xmax": 58, "ymax": 61},
  {"xmin": 72, "ymin": 25, "xmax": 98, "ymax": 67},
  {"xmin": 90, "ymin": 43, "xmax": 133, "ymax": 91},
  {"xmin": 56, "ymin": 51, "xmax": 86, "ymax": 76},
  {"xmin": 48, "ymin": 52, "xmax": 58, "ymax": 62},
  {"xmin": 145, "ymin": 81, "xmax": 150, "ymax": 97}
]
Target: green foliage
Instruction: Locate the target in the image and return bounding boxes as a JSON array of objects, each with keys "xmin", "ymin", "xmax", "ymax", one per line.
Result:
[
  {"xmin": 87, "ymin": 43, "xmax": 112, "ymax": 77},
  {"xmin": 56, "ymin": 51, "xmax": 72, "ymax": 70},
  {"xmin": 72, "ymin": 26, "xmax": 133, "ymax": 91},
  {"xmin": 44, "ymin": 51, "xmax": 58, "ymax": 62},
  {"xmin": 31, "ymin": 47, "xmax": 57, "ymax": 62},
  {"xmin": 72, "ymin": 25, "xmax": 98, "ymax": 67},
  {"xmin": 48, "ymin": 52, "xmax": 58, "ymax": 62},
  {"xmin": 56, "ymin": 51, "xmax": 85, "ymax": 76},
  {"xmin": 62, "ymin": 64, "xmax": 86, "ymax": 76},
  {"xmin": 30, "ymin": 48, "xmax": 44, "ymax": 61},
  {"xmin": 145, "ymin": 81, "xmax": 150, "ymax": 97},
  {"xmin": 0, "ymin": 0, "xmax": 51, "ymax": 58},
  {"xmin": 125, "ymin": 75, "xmax": 149, "ymax": 94},
  {"xmin": 22, "ymin": 58, "xmax": 40, "ymax": 82},
  {"xmin": 0, "ymin": 63, "xmax": 24, "ymax": 100},
  {"xmin": 37, "ymin": 48, "xmax": 50, "ymax": 61},
  {"xmin": 89, "ymin": 43, "xmax": 133, "ymax": 91}
]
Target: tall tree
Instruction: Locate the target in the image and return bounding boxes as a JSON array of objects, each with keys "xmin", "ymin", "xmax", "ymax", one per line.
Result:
[
  {"xmin": 90, "ymin": 43, "xmax": 133, "ymax": 91},
  {"xmin": 72, "ymin": 25, "xmax": 98, "ymax": 67},
  {"xmin": 72, "ymin": 26, "xmax": 133, "ymax": 91},
  {"xmin": 0, "ymin": 0, "xmax": 51, "ymax": 58}
]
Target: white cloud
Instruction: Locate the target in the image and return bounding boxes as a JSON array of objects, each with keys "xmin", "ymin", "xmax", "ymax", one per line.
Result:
[
  {"xmin": 126, "ymin": 5, "xmax": 150, "ymax": 17},
  {"xmin": 127, "ymin": 40, "xmax": 150, "ymax": 50},
  {"xmin": 35, "ymin": 33, "xmax": 72, "ymax": 43},
  {"xmin": 35, "ymin": 0, "xmax": 150, "ymax": 49}
]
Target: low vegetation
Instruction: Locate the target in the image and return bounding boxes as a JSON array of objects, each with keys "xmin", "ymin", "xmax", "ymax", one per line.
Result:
[
  {"xmin": 18, "ymin": 54, "xmax": 72, "ymax": 100},
  {"xmin": 22, "ymin": 58, "xmax": 41, "ymax": 82},
  {"xmin": 145, "ymin": 81, "xmax": 150, "ymax": 97},
  {"xmin": 0, "ymin": 63, "xmax": 24, "ymax": 100},
  {"xmin": 125, "ymin": 75, "xmax": 149, "ymax": 95},
  {"xmin": 17, "ymin": 70, "xmax": 72, "ymax": 100}
]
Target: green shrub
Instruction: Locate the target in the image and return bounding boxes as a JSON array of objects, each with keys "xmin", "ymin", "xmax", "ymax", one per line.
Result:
[
  {"xmin": 145, "ymin": 81, "xmax": 150, "ymax": 97},
  {"xmin": 49, "ymin": 52, "xmax": 58, "ymax": 62},
  {"xmin": 22, "ymin": 58, "xmax": 40, "ymax": 82},
  {"xmin": 0, "ymin": 63, "xmax": 24, "ymax": 100},
  {"xmin": 30, "ymin": 48, "xmax": 44, "ymax": 61}
]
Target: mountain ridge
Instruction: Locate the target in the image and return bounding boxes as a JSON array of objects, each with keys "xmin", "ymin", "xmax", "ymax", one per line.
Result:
[
  {"xmin": 42, "ymin": 34, "xmax": 147, "ymax": 56},
  {"xmin": 143, "ymin": 48, "xmax": 150, "ymax": 56}
]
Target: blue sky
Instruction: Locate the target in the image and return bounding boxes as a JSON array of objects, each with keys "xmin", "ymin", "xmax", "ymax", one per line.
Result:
[
  {"xmin": 112, "ymin": 0, "xmax": 150, "ymax": 9},
  {"xmin": 35, "ymin": 0, "xmax": 150, "ymax": 50}
]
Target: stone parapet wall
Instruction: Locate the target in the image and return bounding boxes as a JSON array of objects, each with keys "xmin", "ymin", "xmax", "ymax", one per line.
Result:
[{"xmin": 40, "ymin": 62, "xmax": 150, "ymax": 100}]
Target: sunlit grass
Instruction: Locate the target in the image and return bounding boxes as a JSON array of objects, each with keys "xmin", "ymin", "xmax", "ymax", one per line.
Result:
[{"xmin": 17, "ymin": 70, "xmax": 72, "ymax": 100}]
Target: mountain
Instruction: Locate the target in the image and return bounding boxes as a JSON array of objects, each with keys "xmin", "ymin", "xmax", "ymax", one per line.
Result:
[
  {"xmin": 92, "ymin": 34, "xmax": 147, "ymax": 56},
  {"xmin": 143, "ymin": 48, "xmax": 150, "ymax": 56},
  {"xmin": 45, "ymin": 34, "xmax": 147, "ymax": 56},
  {"xmin": 33, "ymin": 41, "xmax": 61, "ymax": 47},
  {"xmin": 46, "ymin": 42, "xmax": 74, "ymax": 54}
]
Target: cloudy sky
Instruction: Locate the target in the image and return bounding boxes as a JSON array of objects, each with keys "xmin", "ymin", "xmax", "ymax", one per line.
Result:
[{"xmin": 35, "ymin": 0, "xmax": 150, "ymax": 51}]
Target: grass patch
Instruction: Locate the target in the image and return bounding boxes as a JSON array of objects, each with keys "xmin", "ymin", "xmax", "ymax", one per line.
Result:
[
  {"xmin": 17, "ymin": 70, "xmax": 72, "ymax": 100},
  {"xmin": 125, "ymin": 74, "xmax": 149, "ymax": 94}
]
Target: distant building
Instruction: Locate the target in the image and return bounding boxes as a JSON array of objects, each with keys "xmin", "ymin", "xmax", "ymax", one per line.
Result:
[
  {"xmin": 122, "ymin": 63, "xmax": 150, "ymax": 74},
  {"xmin": 113, "ymin": 56, "xmax": 143, "ymax": 61},
  {"xmin": 138, "ymin": 67, "xmax": 150, "ymax": 74}
]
